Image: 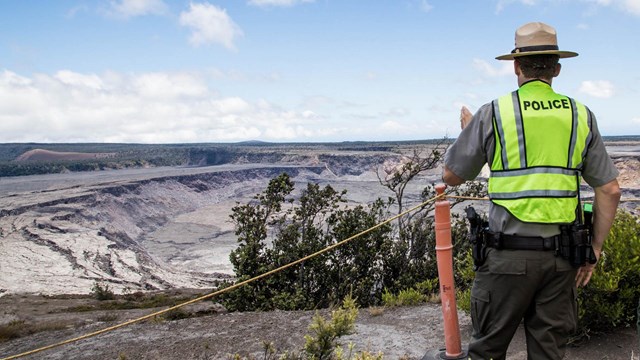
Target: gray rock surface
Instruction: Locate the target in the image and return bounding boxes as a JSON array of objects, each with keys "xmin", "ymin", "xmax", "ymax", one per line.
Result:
[{"xmin": 0, "ymin": 295, "xmax": 637, "ymax": 360}]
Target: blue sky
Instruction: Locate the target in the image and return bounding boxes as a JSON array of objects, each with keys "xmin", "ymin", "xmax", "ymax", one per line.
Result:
[{"xmin": 1, "ymin": 0, "xmax": 639, "ymax": 143}]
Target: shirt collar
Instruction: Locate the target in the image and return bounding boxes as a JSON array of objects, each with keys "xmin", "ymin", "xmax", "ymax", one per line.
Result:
[{"xmin": 520, "ymin": 79, "xmax": 552, "ymax": 88}]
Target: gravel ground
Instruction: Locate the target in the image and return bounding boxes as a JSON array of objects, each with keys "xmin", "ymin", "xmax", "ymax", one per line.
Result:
[{"xmin": 0, "ymin": 292, "xmax": 638, "ymax": 360}]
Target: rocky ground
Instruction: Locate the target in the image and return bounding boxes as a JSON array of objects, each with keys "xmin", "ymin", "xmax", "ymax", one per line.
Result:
[{"xmin": 0, "ymin": 290, "xmax": 638, "ymax": 360}]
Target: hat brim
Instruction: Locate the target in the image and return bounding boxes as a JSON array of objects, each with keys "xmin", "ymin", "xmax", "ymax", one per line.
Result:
[{"xmin": 496, "ymin": 50, "xmax": 579, "ymax": 60}]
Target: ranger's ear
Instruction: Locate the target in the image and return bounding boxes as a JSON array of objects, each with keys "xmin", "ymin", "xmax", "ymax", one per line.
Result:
[{"xmin": 554, "ymin": 63, "xmax": 562, "ymax": 78}]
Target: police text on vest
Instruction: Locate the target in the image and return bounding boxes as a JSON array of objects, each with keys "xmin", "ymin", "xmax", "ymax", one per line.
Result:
[{"xmin": 523, "ymin": 99, "xmax": 570, "ymax": 111}]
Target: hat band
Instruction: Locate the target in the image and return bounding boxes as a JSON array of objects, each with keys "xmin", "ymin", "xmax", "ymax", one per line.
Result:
[{"xmin": 511, "ymin": 45, "xmax": 559, "ymax": 54}]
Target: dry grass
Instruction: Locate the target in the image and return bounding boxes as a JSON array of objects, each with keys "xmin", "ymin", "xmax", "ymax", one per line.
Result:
[
  {"xmin": 0, "ymin": 320, "xmax": 72, "ymax": 342},
  {"xmin": 367, "ymin": 306, "xmax": 385, "ymax": 317},
  {"xmin": 95, "ymin": 313, "xmax": 119, "ymax": 322}
]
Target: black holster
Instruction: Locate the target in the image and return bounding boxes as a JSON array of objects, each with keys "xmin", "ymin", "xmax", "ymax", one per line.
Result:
[
  {"xmin": 558, "ymin": 223, "xmax": 597, "ymax": 268},
  {"xmin": 465, "ymin": 206, "xmax": 489, "ymax": 270}
]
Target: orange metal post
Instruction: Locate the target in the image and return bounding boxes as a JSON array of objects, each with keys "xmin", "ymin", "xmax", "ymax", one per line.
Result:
[{"xmin": 434, "ymin": 184, "xmax": 464, "ymax": 359}]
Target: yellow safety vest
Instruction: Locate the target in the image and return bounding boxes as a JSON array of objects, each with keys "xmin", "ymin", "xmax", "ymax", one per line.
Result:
[{"xmin": 488, "ymin": 80, "xmax": 592, "ymax": 223}]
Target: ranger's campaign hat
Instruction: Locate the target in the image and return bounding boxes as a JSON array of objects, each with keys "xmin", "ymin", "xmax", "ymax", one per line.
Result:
[{"xmin": 496, "ymin": 22, "xmax": 578, "ymax": 60}]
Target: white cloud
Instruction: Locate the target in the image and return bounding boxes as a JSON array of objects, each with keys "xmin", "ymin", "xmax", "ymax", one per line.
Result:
[
  {"xmin": 300, "ymin": 96, "xmax": 333, "ymax": 109},
  {"xmin": 207, "ymin": 68, "xmax": 281, "ymax": 83},
  {"xmin": 472, "ymin": 59, "xmax": 513, "ymax": 77},
  {"xmin": 302, "ymin": 110, "xmax": 320, "ymax": 119},
  {"xmin": 621, "ymin": 0, "xmax": 640, "ymax": 15},
  {"xmin": 66, "ymin": 5, "xmax": 89, "ymax": 18},
  {"xmin": 582, "ymin": 0, "xmax": 640, "ymax": 14},
  {"xmin": 383, "ymin": 107, "xmax": 410, "ymax": 118},
  {"xmin": 0, "ymin": 70, "xmax": 32, "ymax": 87},
  {"xmin": 380, "ymin": 120, "xmax": 407, "ymax": 132},
  {"xmin": 55, "ymin": 70, "xmax": 104, "ymax": 90},
  {"xmin": 179, "ymin": 3, "xmax": 243, "ymax": 50},
  {"xmin": 377, "ymin": 119, "xmax": 439, "ymax": 139},
  {"xmin": 464, "ymin": 93, "xmax": 480, "ymax": 101},
  {"xmin": 248, "ymin": 0, "xmax": 315, "ymax": 7},
  {"xmin": 632, "ymin": 117, "xmax": 640, "ymax": 125},
  {"xmin": 364, "ymin": 72, "xmax": 377, "ymax": 81},
  {"xmin": 577, "ymin": 23, "xmax": 590, "ymax": 30},
  {"xmin": 132, "ymin": 72, "xmax": 209, "ymax": 99},
  {"xmin": 579, "ymin": 80, "xmax": 615, "ymax": 98},
  {"xmin": 0, "ymin": 69, "xmax": 339, "ymax": 143},
  {"xmin": 496, "ymin": 0, "xmax": 537, "ymax": 13},
  {"xmin": 420, "ymin": 0, "xmax": 434, "ymax": 12},
  {"xmin": 107, "ymin": 0, "xmax": 168, "ymax": 18}
]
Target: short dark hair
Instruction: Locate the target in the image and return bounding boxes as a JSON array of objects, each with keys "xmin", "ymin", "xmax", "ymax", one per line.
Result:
[{"xmin": 516, "ymin": 54, "xmax": 559, "ymax": 80}]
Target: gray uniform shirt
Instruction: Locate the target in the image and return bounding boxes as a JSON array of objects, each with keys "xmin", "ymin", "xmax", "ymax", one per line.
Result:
[{"xmin": 445, "ymin": 89, "xmax": 619, "ymax": 237}]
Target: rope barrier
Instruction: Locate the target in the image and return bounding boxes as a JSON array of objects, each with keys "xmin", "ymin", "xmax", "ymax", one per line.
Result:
[{"xmin": 2, "ymin": 193, "xmax": 446, "ymax": 360}]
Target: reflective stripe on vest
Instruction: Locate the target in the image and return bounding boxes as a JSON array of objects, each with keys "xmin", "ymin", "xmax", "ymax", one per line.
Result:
[{"xmin": 488, "ymin": 80, "xmax": 592, "ymax": 224}]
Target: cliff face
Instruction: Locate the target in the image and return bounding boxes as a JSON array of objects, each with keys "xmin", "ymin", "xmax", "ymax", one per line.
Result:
[
  {"xmin": 0, "ymin": 166, "xmax": 331, "ymax": 296},
  {"xmin": 0, "ymin": 149, "xmax": 402, "ymax": 296}
]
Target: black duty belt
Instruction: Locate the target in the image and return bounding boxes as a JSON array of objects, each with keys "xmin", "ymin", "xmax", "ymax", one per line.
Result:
[{"xmin": 486, "ymin": 232, "xmax": 560, "ymax": 251}]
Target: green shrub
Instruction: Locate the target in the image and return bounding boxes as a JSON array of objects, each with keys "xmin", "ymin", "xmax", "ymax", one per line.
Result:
[
  {"xmin": 394, "ymin": 288, "xmax": 427, "ymax": 306},
  {"xmin": 223, "ymin": 174, "xmax": 394, "ymax": 311},
  {"xmin": 381, "ymin": 288, "xmax": 427, "ymax": 307},
  {"xmin": 454, "ymin": 249, "xmax": 476, "ymax": 313},
  {"xmin": 381, "ymin": 279, "xmax": 445, "ymax": 307},
  {"xmin": 414, "ymin": 278, "xmax": 439, "ymax": 295},
  {"xmin": 90, "ymin": 281, "xmax": 115, "ymax": 301},
  {"xmin": 456, "ymin": 288, "xmax": 472, "ymax": 314},
  {"xmin": 380, "ymin": 289, "xmax": 395, "ymax": 307},
  {"xmin": 303, "ymin": 295, "xmax": 359, "ymax": 359},
  {"xmin": 334, "ymin": 344, "xmax": 383, "ymax": 360},
  {"xmin": 577, "ymin": 210, "xmax": 640, "ymax": 333},
  {"xmin": 229, "ymin": 295, "xmax": 368, "ymax": 360},
  {"xmin": 223, "ymin": 171, "xmax": 480, "ymax": 312}
]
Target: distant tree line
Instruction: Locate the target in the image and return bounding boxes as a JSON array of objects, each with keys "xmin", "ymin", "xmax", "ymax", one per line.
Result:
[
  {"xmin": 0, "ymin": 140, "xmax": 455, "ymax": 177},
  {"xmin": 0, "ymin": 145, "xmax": 245, "ymax": 177}
]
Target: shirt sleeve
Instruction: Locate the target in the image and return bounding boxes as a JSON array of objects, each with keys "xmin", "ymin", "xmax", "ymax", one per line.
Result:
[
  {"xmin": 444, "ymin": 103, "xmax": 494, "ymax": 180},
  {"xmin": 581, "ymin": 110, "xmax": 619, "ymax": 187}
]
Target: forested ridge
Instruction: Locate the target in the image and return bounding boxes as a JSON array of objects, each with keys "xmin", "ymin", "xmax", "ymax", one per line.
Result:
[{"xmin": 0, "ymin": 140, "xmax": 450, "ymax": 177}]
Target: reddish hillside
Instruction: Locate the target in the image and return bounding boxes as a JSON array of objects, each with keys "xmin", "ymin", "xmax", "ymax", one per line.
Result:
[{"xmin": 15, "ymin": 149, "xmax": 116, "ymax": 162}]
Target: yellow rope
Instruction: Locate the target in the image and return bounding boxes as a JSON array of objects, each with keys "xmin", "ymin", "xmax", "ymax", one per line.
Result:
[{"xmin": 2, "ymin": 193, "xmax": 446, "ymax": 360}]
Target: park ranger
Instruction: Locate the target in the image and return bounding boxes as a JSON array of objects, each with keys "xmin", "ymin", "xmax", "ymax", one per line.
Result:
[{"xmin": 443, "ymin": 22, "xmax": 621, "ymax": 359}]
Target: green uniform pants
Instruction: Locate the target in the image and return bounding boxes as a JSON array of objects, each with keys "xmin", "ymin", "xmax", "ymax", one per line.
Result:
[{"xmin": 468, "ymin": 248, "xmax": 578, "ymax": 360}]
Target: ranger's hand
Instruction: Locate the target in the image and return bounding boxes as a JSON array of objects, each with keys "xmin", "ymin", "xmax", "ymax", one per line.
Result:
[
  {"xmin": 460, "ymin": 106, "xmax": 473, "ymax": 130},
  {"xmin": 575, "ymin": 248, "xmax": 601, "ymax": 287}
]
